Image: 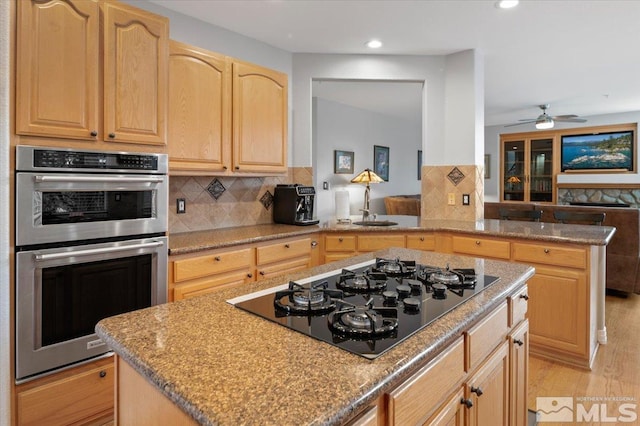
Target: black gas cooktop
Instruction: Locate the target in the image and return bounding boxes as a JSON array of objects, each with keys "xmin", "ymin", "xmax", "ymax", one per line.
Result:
[{"xmin": 233, "ymin": 258, "xmax": 499, "ymax": 359}]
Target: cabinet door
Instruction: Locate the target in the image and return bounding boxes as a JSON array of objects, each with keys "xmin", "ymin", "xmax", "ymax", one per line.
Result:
[
  {"xmin": 501, "ymin": 136, "xmax": 555, "ymax": 203},
  {"xmin": 232, "ymin": 61, "xmax": 287, "ymax": 173},
  {"xmin": 102, "ymin": 2, "xmax": 168, "ymax": 145},
  {"xmin": 16, "ymin": 0, "xmax": 99, "ymax": 140},
  {"xmin": 425, "ymin": 387, "xmax": 465, "ymax": 426},
  {"xmin": 510, "ymin": 320, "xmax": 529, "ymax": 426},
  {"xmin": 502, "ymin": 139, "xmax": 526, "ymax": 202},
  {"xmin": 529, "ymin": 138, "xmax": 554, "ymax": 202},
  {"xmin": 168, "ymin": 41, "xmax": 231, "ymax": 173},
  {"xmin": 466, "ymin": 341, "xmax": 510, "ymax": 426}
]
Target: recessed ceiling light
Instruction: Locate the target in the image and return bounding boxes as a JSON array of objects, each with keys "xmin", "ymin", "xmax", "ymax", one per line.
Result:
[
  {"xmin": 366, "ymin": 39, "xmax": 382, "ymax": 49},
  {"xmin": 496, "ymin": 0, "xmax": 519, "ymax": 9}
]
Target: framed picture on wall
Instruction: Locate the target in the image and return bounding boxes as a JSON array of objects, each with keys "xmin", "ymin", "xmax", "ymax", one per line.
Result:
[
  {"xmin": 334, "ymin": 150, "xmax": 355, "ymax": 174},
  {"xmin": 373, "ymin": 145, "xmax": 389, "ymax": 181},
  {"xmin": 418, "ymin": 150, "xmax": 423, "ymax": 180}
]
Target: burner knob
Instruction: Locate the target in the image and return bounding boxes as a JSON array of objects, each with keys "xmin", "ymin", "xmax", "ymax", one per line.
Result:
[
  {"xmin": 432, "ymin": 283, "xmax": 447, "ymax": 299},
  {"xmin": 396, "ymin": 284, "xmax": 411, "ymax": 297},
  {"xmin": 403, "ymin": 297, "xmax": 420, "ymax": 312},
  {"xmin": 382, "ymin": 291, "xmax": 399, "ymax": 303},
  {"xmin": 406, "ymin": 279, "xmax": 422, "ymax": 290}
]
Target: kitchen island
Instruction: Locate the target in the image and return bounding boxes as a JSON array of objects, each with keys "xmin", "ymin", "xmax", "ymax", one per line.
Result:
[{"xmin": 97, "ymin": 248, "xmax": 535, "ymax": 425}]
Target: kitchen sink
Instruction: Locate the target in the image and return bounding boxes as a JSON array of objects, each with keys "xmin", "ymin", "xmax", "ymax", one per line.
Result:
[{"xmin": 352, "ymin": 220, "xmax": 398, "ymax": 226}]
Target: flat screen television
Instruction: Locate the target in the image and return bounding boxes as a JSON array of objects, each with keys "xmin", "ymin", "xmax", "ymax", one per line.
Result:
[{"xmin": 561, "ymin": 130, "xmax": 634, "ymax": 171}]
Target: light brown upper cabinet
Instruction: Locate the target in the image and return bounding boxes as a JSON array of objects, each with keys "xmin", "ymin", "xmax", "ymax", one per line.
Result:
[
  {"xmin": 168, "ymin": 41, "xmax": 231, "ymax": 173},
  {"xmin": 232, "ymin": 60, "xmax": 288, "ymax": 174},
  {"xmin": 16, "ymin": 0, "xmax": 168, "ymax": 147}
]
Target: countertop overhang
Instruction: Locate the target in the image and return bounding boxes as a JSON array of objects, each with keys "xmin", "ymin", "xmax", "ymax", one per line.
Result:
[
  {"xmin": 96, "ymin": 248, "xmax": 535, "ymax": 425},
  {"xmin": 168, "ymin": 215, "xmax": 616, "ymax": 255}
]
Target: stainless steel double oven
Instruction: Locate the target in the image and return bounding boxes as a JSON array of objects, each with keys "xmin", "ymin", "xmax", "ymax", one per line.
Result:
[{"xmin": 15, "ymin": 146, "xmax": 168, "ymax": 382}]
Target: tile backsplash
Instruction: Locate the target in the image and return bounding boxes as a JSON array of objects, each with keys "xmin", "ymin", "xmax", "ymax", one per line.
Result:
[
  {"xmin": 169, "ymin": 168, "xmax": 313, "ymax": 233},
  {"xmin": 421, "ymin": 165, "xmax": 484, "ymax": 221}
]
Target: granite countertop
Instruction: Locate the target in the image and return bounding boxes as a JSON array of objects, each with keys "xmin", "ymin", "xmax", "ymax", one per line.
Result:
[
  {"xmin": 169, "ymin": 215, "xmax": 615, "ymax": 255},
  {"xmin": 96, "ymin": 248, "xmax": 535, "ymax": 425}
]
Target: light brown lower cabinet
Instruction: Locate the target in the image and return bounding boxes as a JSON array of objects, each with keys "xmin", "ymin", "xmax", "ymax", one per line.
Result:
[{"xmin": 15, "ymin": 357, "xmax": 114, "ymax": 426}]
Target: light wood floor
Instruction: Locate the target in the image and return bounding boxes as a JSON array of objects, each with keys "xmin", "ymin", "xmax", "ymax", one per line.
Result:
[{"xmin": 528, "ymin": 292, "xmax": 640, "ymax": 424}]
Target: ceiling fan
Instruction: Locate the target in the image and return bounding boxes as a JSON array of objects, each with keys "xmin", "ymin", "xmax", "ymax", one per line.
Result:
[{"xmin": 505, "ymin": 104, "xmax": 587, "ymax": 129}]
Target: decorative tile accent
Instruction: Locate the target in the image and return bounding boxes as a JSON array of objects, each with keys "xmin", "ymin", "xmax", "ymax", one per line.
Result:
[
  {"xmin": 260, "ymin": 190, "xmax": 274, "ymax": 210},
  {"xmin": 447, "ymin": 167, "xmax": 466, "ymax": 186},
  {"xmin": 206, "ymin": 178, "xmax": 226, "ymax": 200}
]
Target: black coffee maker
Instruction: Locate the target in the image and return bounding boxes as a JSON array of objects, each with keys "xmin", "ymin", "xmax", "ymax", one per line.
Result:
[{"xmin": 273, "ymin": 184, "xmax": 320, "ymax": 225}]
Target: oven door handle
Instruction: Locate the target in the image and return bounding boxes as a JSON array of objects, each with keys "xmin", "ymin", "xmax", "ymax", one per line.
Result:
[
  {"xmin": 34, "ymin": 175, "xmax": 165, "ymax": 184},
  {"xmin": 33, "ymin": 241, "xmax": 165, "ymax": 262}
]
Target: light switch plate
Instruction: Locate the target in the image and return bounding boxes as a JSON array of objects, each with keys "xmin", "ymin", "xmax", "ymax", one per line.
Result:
[
  {"xmin": 463, "ymin": 194, "xmax": 470, "ymax": 205},
  {"xmin": 448, "ymin": 193, "xmax": 455, "ymax": 205},
  {"xmin": 177, "ymin": 198, "xmax": 186, "ymax": 214}
]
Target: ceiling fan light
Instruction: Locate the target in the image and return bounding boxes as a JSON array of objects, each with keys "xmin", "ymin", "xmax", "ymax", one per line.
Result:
[
  {"xmin": 496, "ymin": 0, "xmax": 519, "ymax": 9},
  {"xmin": 536, "ymin": 118, "xmax": 554, "ymax": 130}
]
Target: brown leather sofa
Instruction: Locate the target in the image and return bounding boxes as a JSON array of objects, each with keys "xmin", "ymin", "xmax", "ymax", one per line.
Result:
[
  {"xmin": 485, "ymin": 202, "xmax": 639, "ymax": 294},
  {"xmin": 384, "ymin": 195, "xmax": 421, "ymax": 216}
]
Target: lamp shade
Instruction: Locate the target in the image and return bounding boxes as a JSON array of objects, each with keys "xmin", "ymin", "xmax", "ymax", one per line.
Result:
[{"xmin": 351, "ymin": 168, "xmax": 384, "ymax": 184}]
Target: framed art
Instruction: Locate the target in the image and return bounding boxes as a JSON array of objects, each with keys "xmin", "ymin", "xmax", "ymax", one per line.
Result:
[
  {"xmin": 334, "ymin": 150, "xmax": 354, "ymax": 174},
  {"xmin": 484, "ymin": 154, "xmax": 491, "ymax": 179},
  {"xmin": 373, "ymin": 145, "xmax": 389, "ymax": 181},
  {"xmin": 418, "ymin": 150, "xmax": 423, "ymax": 180}
]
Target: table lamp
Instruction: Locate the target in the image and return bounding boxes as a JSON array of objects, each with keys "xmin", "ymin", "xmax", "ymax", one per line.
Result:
[{"xmin": 351, "ymin": 168, "xmax": 384, "ymax": 220}]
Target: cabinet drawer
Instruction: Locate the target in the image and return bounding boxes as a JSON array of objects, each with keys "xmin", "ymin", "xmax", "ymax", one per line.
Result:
[
  {"xmin": 256, "ymin": 238, "xmax": 311, "ymax": 265},
  {"xmin": 173, "ymin": 270, "xmax": 253, "ymax": 301},
  {"xmin": 406, "ymin": 234, "xmax": 435, "ymax": 251},
  {"xmin": 17, "ymin": 361, "xmax": 114, "ymax": 425},
  {"xmin": 509, "ymin": 285, "xmax": 529, "ymax": 327},
  {"xmin": 512, "ymin": 242, "xmax": 586, "ymax": 269},
  {"xmin": 325, "ymin": 235, "xmax": 357, "ymax": 252},
  {"xmin": 358, "ymin": 235, "xmax": 405, "ymax": 251},
  {"xmin": 387, "ymin": 336, "xmax": 465, "ymax": 425},
  {"xmin": 452, "ymin": 235, "xmax": 511, "ymax": 260},
  {"xmin": 257, "ymin": 257, "xmax": 311, "ymax": 280},
  {"xmin": 173, "ymin": 248, "xmax": 253, "ymax": 282},
  {"xmin": 466, "ymin": 301, "xmax": 509, "ymax": 371}
]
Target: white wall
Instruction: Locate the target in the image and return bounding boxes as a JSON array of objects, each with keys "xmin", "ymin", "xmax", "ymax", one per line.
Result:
[
  {"xmin": 314, "ymin": 98, "xmax": 421, "ymax": 219},
  {"xmin": 484, "ymin": 110, "xmax": 640, "ymax": 200},
  {"xmin": 1, "ymin": 0, "xmax": 10, "ymax": 423}
]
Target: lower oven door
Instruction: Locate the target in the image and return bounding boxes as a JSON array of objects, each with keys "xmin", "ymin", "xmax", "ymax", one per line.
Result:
[{"xmin": 15, "ymin": 236, "xmax": 168, "ymax": 381}]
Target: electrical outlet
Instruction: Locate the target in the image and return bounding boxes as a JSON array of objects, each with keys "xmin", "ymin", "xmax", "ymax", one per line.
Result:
[
  {"xmin": 176, "ymin": 198, "xmax": 186, "ymax": 214},
  {"xmin": 323, "ymin": 181, "xmax": 329, "ymax": 190},
  {"xmin": 448, "ymin": 193, "xmax": 455, "ymax": 205},
  {"xmin": 463, "ymin": 194, "xmax": 470, "ymax": 205}
]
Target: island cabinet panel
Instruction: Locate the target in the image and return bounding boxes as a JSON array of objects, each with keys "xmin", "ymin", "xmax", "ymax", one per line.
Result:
[
  {"xmin": 16, "ymin": 0, "xmax": 99, "ymax": 140},
  {"xmin": 424, "ymin": 387, "xmax": 465, "ymax": 426},
  {"xmin": 450, "ymin": 235, "xmax": 511, "ymax": 260},
  {"xmin": 465, "ymin": 301, "xmax": 509, "ymax": 372},
  {"xmin": 16, "ymin": 357, "xmax": 114, "ymax": 426},
  {"xmin": 232, "ymin": 60, "xmax": 288, "ymax": 174},
  {"xmin": 168, "ymin": 40, "xmax": 231, "ymax": 174},
  {"xmin": 358, "ymin": 234, "xmax": 406, "ymax": 252},
  {"xmin": 465, "ymin": 341, "xmax": 510, "ymax": 426},
  {"xmin": 512, "ymin": 241, "xmax": 587, "ymax": 269},
  {"xmin": 509, "ymin": 320, "xmax": 529, "ymax": 426},
  {"xmin": 387, "ymin": 336, "xmax": 465, "ymax": 425},
  {"xmin": 405, "ymin": 233, "xmax": 436, "ymax": 251},
  {"xmin": 527, "ymin": 265, "xmax": 589, "ymax": 362},
  {"xmin": 508, "ymin": 284, "xmax": 529, "ymax": 327}
]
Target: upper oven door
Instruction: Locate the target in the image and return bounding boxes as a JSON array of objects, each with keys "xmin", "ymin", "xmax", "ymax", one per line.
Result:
[{"xmin": 16, "ymin": 172, "xmax": 168, "ymax": 246}]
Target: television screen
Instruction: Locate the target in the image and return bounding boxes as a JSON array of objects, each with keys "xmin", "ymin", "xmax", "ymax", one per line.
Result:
[{"xmin": 561, "ymin": 130, "xmax": 634, "ymax": 171}]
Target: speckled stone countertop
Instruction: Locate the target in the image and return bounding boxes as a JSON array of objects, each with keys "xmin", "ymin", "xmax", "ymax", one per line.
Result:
[
  {"xmin": 96, "ymin": 248, "xmax": 535, "ymax": 426},
  {"xmin": 169, "ymin": 215, "xmax": 615, "ymax": 255}
]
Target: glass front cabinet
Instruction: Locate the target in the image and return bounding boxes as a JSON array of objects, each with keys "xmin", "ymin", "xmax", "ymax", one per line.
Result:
[{"xmin": 501, "ymin": 134, "xmax": 556, "ymax": 203}]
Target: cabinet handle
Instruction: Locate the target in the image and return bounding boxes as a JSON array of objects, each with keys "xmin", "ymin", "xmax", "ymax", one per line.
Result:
[
  {"xmin": 419, "ymin": 237, "xmax": 425, "ymax": 241},
  {"xmin": 235, "ymin": 166, "xmax": 240, "ymax": 170},
  {"xmin": 214, "ymin": 256, "xmax": 221, "ymax": 261},
  {"xmin": 259, "ymin": 271, "xmax": 265, "ymax": 276},
  {"xmin": 520, "ymin": 294, "xmax": 529, "ymax": 301},
  {"xmin": 461, "ymin": 398, "xmax": 473, "ymax": 408},
  {"xmin": 284, "ymin": 244, "xmax": 290, "ymax": 248},
  {"xmin": 99, "ymin": 370, "xmax": 107, "ymax": 378},
  {"xmin": 338, "ymin": 238, "xmax": 343, "ymax": 242},
  {"xmin": 544, "ymin": 248, "xmax": 550, "ymax": 254},
  {"xmin": 223, "ymin": 166, "xmax": 228, "ymax": 170},
  {"xmin": 513, "ymin": 338, "xmax": 524, "ymax": 346},
  {"xmin": 90, "ymin": 130, "xmax": 98, "ymax": 137},
  {"xmin": 311, "ymin": 241, "xmax": 318, "ymax": 247},
  {"xmin": 247, "ymin": 273, "xmax": 253, "ymax": 278},
  {"xmin": 108, "ymin": 132, "xmax": 116, "ymax": 139},
  {"xmin": 470, "ymin": 386, "xmax": 483, "ymax": 396},
  {"xmin": 475, "ymin": 240, "xmax": 481, "ymax": 245}
]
